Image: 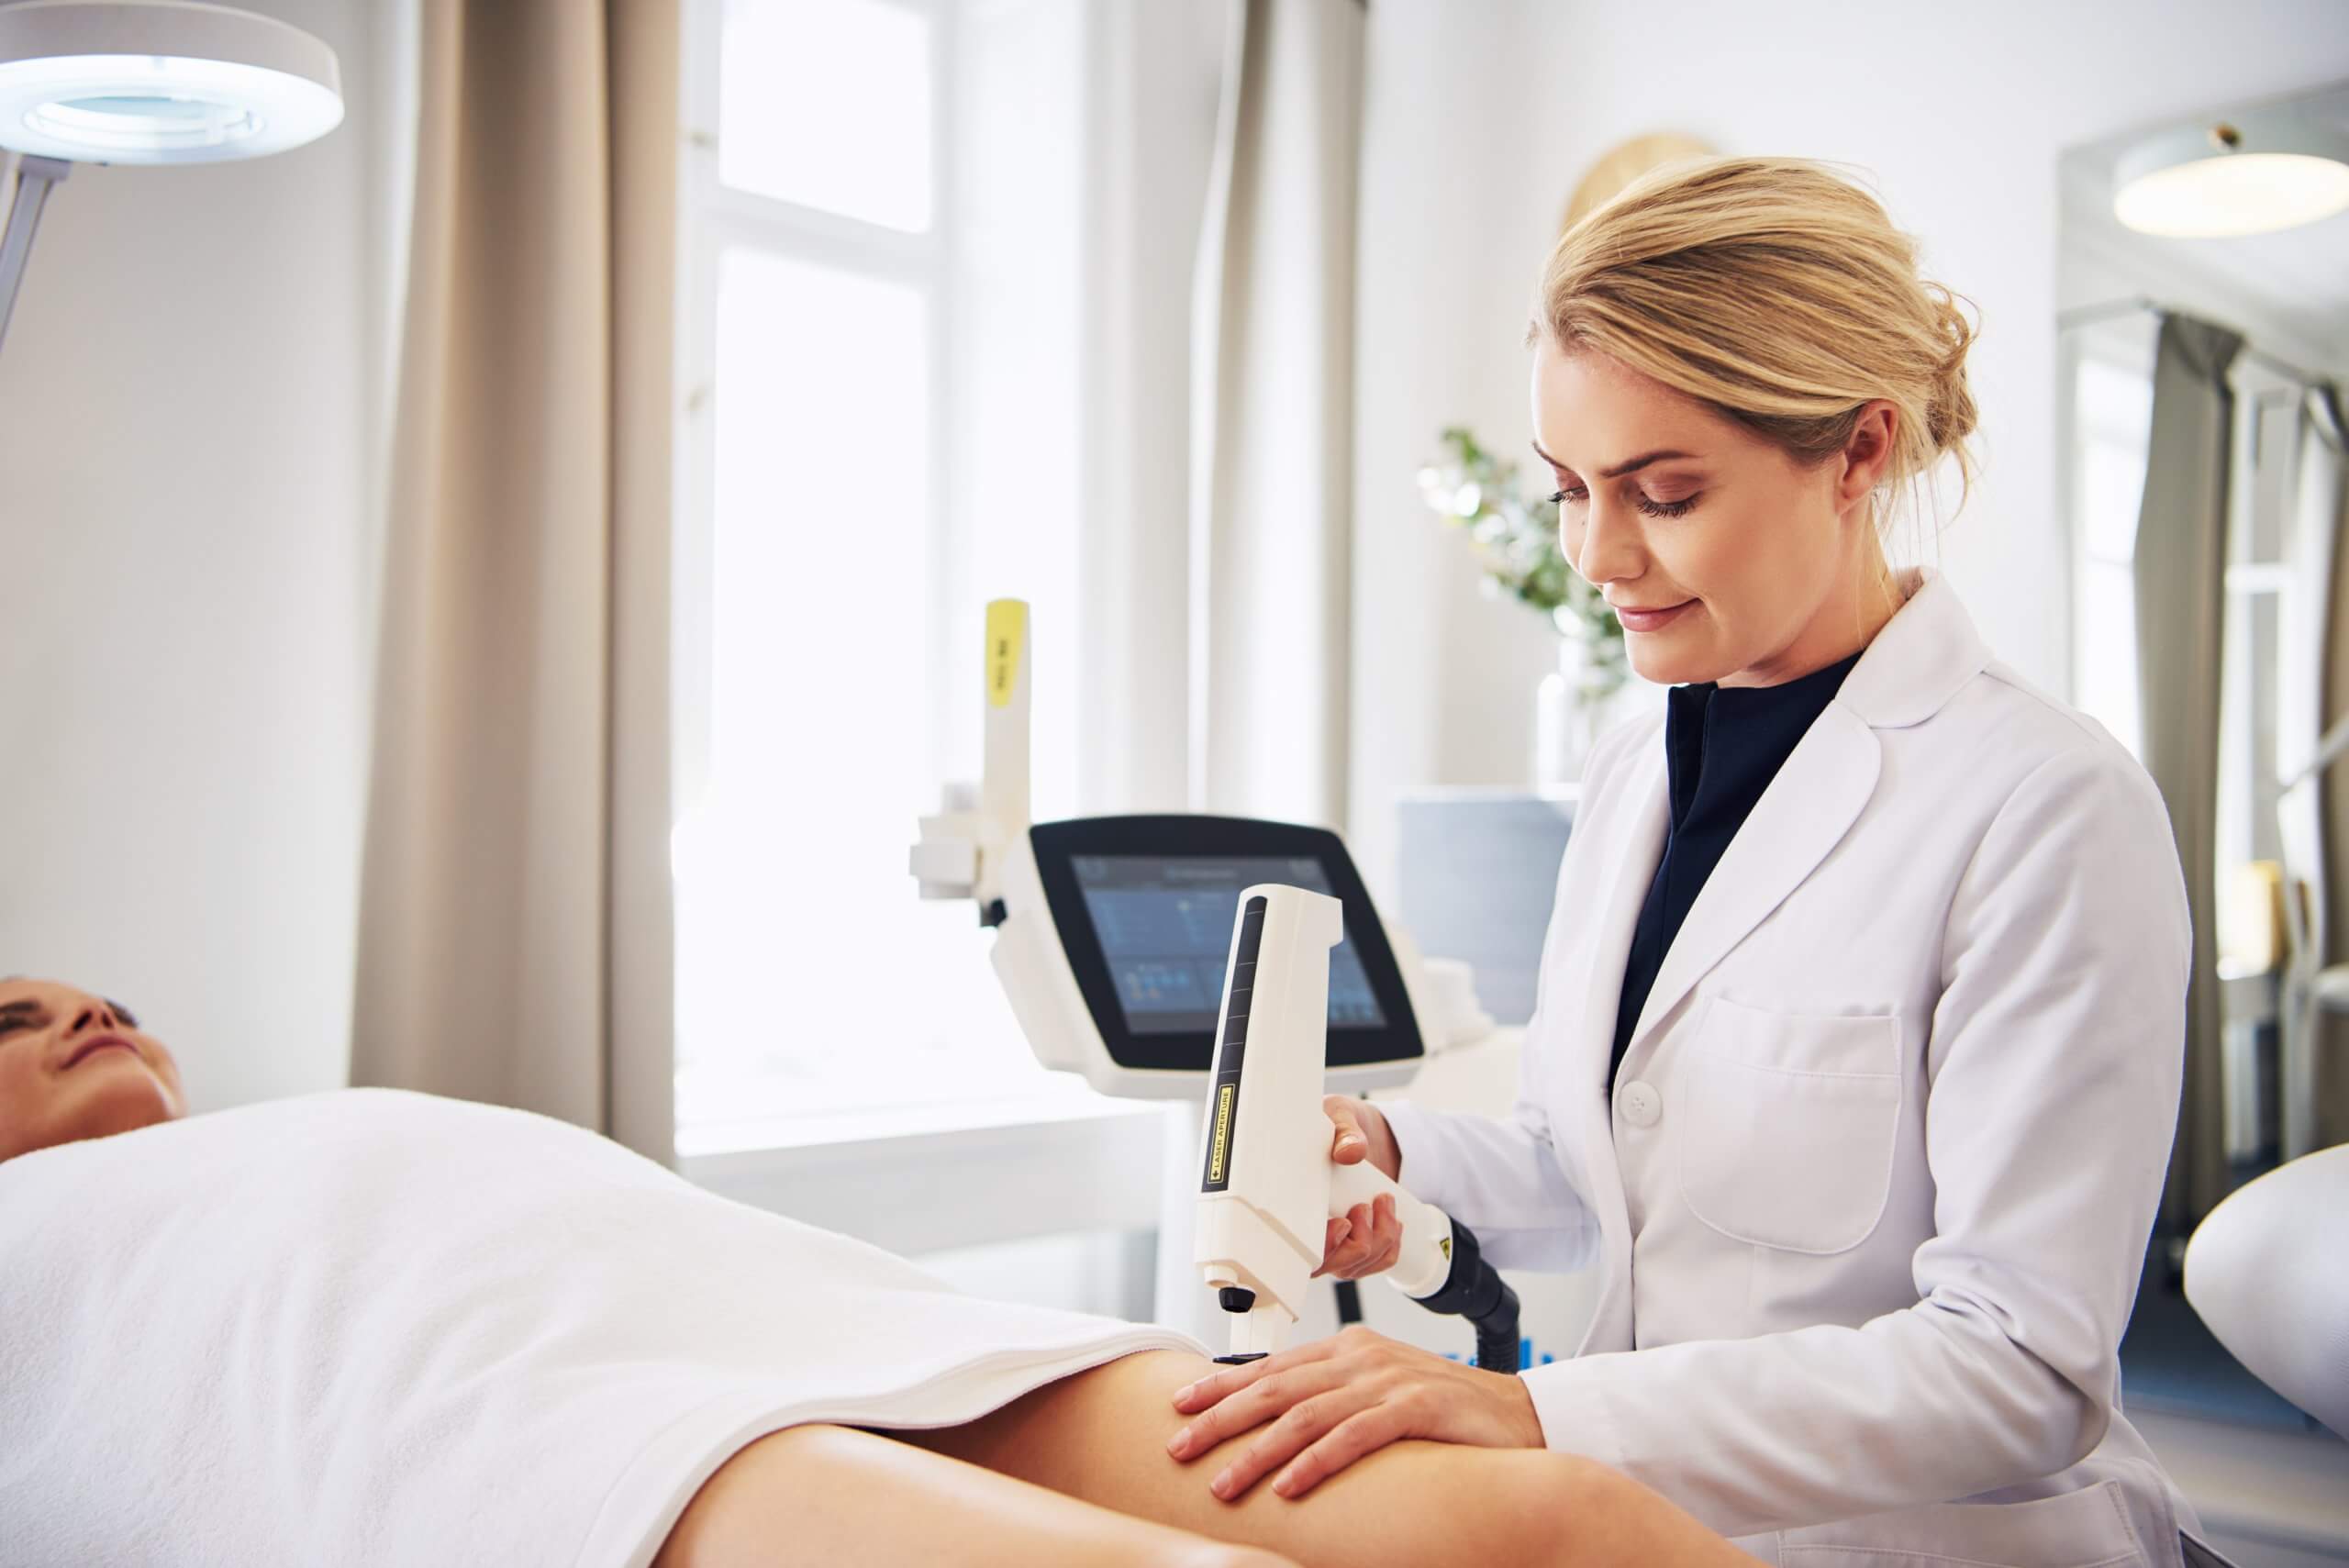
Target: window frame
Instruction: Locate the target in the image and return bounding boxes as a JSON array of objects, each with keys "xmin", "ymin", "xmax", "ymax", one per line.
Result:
[
  {"xmin": 670, "ymin": 0, "xmax": 1155, "ymax": 1244},
  {"xmin": 675, "ymin": 0, "xmax": 962, "ymax": 826}
]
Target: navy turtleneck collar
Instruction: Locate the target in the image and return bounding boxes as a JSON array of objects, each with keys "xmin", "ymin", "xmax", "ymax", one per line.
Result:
[{"xmin": 1610, "ymin": 647, "xmax": 1866, "ymax": 1083}]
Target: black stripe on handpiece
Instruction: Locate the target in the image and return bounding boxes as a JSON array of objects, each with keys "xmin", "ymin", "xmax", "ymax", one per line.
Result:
[{"xmin": 1199, "ymin": 895, "xmax": 1267, "ymax": 1195}]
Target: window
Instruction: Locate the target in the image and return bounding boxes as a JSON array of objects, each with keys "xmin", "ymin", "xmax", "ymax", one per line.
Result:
[
  {"xmin": 673, "ymin": 0, "xmax": 1105, "ymax": 1154},
  {"xmin": 2065, "ymin": 338, "xmax": 2299, "ymax": 889},
  {"xmin": 2069, "ymin": 351, "xmax": 2154, "ymax": 759}
]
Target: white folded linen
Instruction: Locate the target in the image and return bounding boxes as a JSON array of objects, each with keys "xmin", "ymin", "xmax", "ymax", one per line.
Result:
[{"xmin": 0, "ymin": 1088, "xmax": 1201, "ymax": 1566}]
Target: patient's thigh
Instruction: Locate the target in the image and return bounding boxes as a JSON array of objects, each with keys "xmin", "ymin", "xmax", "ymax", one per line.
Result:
[
  {"xmin": 655, "ymin": 1422, "xmax": 1295, "ymax": 1568},
  {"xmin": 885, "ymin": 1350, "xmax": 1740, "ymax": 1568}
]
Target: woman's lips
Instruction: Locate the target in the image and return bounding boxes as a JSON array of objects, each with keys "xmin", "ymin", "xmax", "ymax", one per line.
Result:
[
  {"xmin": 61, "ymin": 1037, "xmax": 139, "ymax": 1071},
  {"xmin": 1613, "ymin": 598, "xmax": 1694, "ymax": 632}
]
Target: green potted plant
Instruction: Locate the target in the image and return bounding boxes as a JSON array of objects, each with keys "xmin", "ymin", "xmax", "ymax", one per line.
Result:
[{"xmin": 1418, "ymin": 427, "xmax": 1631, "ymax": 784}]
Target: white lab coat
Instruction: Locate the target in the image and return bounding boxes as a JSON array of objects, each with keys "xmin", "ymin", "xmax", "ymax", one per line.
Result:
[{"xmin": 1382, "ymin": 566, "xmax": 2199, "ymax": 1567}]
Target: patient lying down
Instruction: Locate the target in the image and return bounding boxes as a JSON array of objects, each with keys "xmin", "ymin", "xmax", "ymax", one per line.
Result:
[{"xmin": 0, "ymin": 978, "xmax": 1742, "ymax": 1568}]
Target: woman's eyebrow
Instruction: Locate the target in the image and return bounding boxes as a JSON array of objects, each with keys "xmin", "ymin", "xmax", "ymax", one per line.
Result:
[{"xmin": 1531, "ymin": 440, "xmax": 1700, "ymax": 480}]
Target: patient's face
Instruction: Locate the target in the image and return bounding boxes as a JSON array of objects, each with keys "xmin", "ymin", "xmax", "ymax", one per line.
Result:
[{"xmin": 0, "ymin": 979, "xmax": 184, "ymax": 1163}]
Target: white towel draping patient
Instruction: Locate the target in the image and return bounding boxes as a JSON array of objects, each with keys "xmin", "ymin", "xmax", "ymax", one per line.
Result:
[{"xmin": 0, "ymin": 1088, "xmax": 1200, "ymax": 1567}]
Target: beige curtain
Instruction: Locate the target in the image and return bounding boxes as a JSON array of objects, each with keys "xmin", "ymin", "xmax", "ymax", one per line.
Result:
[
  {"xmin": 352, "ymin": 0, "xmax": 676, "ymax": 1162},
  {"xmin": 2135, "ymin": 313, "xmax": 2243, "ymax": 1232},
  {"xmin": 1189, "ymin": 0, "xmax": 1364, "ymax": 826}
]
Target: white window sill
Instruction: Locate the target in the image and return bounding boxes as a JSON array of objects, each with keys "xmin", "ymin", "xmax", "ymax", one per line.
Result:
[
  {"xmin": 677, "ymin": 1096, "xmax": 1176, "ymax": 1257},
  {"xmin": 675, "ymin": 1084, "xmax": 1151, "ymax": 1157}
]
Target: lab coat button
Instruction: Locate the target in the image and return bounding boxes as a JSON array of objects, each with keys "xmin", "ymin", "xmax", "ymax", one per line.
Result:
[{"xmin": 1619, "ymin": 1079, "xmax": 1662, "ymax": 1129}]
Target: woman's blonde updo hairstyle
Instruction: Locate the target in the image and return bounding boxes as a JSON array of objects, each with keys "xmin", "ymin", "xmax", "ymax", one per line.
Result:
[{"xmin": 1533, "ymin": 155, "xmax": 1981, "ymax": 546}]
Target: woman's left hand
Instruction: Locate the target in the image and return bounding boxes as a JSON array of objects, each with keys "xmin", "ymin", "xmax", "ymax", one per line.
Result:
[{"xmin": 1164, "ymin": 1325, "xmax": 1545, "ymax": 1501}]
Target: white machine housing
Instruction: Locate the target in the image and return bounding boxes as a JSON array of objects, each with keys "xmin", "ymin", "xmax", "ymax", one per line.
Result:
[
  {"xmin": 911, "ymin": 598, "xmax": 1488, "ymax": 1101},
  {"xmin": 910, "ymin": 598, "xmax": 1598, "ymax": 1362}
]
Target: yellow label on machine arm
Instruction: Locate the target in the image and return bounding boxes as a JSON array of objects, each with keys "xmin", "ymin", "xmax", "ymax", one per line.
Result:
[
  {"xmin": 1207, "ymin": 1083, "xmax": 1235, "ymax": 1186},
  {"xmin": 986, "ymin": 599, "xmax": 1026, "ymax": 709}
]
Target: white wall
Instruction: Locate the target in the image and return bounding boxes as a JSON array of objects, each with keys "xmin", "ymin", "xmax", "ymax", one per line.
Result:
[
  {"xmin": 1347, "ymin": 0, "xmax": 2349, "ymax": 897},
  {"xmin": 0, "ymin": 0, "xmax": 398, "ymax": 1112}
]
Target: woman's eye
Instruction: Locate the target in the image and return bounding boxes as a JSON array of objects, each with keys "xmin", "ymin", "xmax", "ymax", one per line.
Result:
[
  {"xmin": 1548, "ymin": 484, "xmax": 1698, "ymax": 519},
  {"xmin": 0, "ymin": 1016, "xmax": 32, "ymax": 1039}
]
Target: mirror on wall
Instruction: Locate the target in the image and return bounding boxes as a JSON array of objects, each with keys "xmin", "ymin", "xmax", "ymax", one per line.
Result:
[{"xmin": 2056, "ymin": 79, "xmax": 2349, "ymax": 1434}]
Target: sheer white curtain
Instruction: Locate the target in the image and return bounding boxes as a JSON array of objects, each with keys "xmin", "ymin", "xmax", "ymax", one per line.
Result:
[
  {"xmin": 1076, "ymin": 0, "xmax": 1364, "ymax": 827},
  {"xmin": 1186, "ymin": 0, "xmax": 1364, "ymax": 827}
]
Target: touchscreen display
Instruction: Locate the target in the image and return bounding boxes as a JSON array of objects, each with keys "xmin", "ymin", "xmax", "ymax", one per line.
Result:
[{"xmin": 1070, "ymin": 855, "xmax": 1389, "ymax": 1037}]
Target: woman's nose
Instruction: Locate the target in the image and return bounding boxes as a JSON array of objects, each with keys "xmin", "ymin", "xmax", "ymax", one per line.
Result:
[
  {"xmin": 1576, "ymin": 495, "xmax": 1645, "ymax": 585},
  {"xmin": 65, "ymin": 1003, "xmax": 117, "ymax": 1037}
]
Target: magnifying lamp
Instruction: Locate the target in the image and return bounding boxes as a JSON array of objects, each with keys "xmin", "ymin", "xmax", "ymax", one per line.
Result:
[{"xmin": 0, "ymin": 0, "xmax": 343, "ymax": 355}]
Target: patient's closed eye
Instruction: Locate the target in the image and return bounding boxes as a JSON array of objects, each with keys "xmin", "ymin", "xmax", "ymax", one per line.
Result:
[
  {"xmin": 0, "ymin": 1004, "xmax": 42, "ymax": 1038},
  {"xmin": 105, "ymin": 1000, "xmax": 139, "ymax": 1029}
]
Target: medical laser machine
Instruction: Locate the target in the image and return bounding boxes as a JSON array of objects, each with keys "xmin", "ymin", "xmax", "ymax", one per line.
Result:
[
  {"xmin": 908, "ymin": 601, "xmax": 1490, "ymax": 1100},
  {"xmin": 1196, "ymin": 884, "xmax": 1521, "ymax": 1367},
  {"xmin": 909, "ymin": 599, "xmax": 1525, "ymax": 1368}
]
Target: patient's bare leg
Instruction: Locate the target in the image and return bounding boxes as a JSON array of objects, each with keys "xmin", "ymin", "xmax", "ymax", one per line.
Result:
[
  {"xmin": 654, "ymin": 1421, "xmax": 1297, "ymax": 1568},
  {"xmin": 890, "ymin": 1350, "xmax": 1747, "ymax": 1568}
]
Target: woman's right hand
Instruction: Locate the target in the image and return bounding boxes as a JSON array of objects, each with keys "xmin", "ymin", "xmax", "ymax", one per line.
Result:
[{"xmin": 1315, "ymin": 1097, "xmax": 1405, "ymax": 1280}]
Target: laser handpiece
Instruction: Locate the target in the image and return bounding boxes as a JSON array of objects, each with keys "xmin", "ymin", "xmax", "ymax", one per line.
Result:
[{"xmin": 1192, "ymin": 884, "xmax": 1522, "ymax": 1370}]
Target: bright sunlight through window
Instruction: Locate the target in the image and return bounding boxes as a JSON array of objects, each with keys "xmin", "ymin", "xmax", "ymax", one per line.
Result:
[{"xmin": 675, "ymin": 0, "xmax": 1097, "ymax": 1151}]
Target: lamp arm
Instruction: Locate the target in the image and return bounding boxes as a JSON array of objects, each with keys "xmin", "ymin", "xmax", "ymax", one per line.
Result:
[
  {"xmin": 2280, "ymin": 710, "xmax": 2349, "ymax": 795},
  {"xmin": 0, "ymin": 154, "xmax": 72, "ymax": 360}
]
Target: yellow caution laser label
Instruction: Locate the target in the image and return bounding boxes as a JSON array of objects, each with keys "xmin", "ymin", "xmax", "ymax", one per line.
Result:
[
  {"xmin": 985, "ymin": 600, "xmax": 1026, "ymax": 709},
  {"xmin": 1207, "ymin": 1083, "xmax": 1236, "ymax": 1187}
]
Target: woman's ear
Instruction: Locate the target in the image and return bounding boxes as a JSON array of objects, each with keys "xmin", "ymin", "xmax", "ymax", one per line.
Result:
[{"xmin": 1834, "ymin": 401, "xmax": 1899, "ymax": 515}]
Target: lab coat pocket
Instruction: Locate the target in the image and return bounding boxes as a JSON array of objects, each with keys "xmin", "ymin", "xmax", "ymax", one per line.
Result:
[
  {"xmin": 1678, "ymin": 995, "xmax": 1901, "ymax": 1254},
  {"xmin": 1775, "ymin": 1479, "xmax": 2150, "ymax": 1567}
]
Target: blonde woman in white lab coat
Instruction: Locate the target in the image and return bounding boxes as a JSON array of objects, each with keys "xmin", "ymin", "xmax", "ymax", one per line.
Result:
[{"xmin": 1163, "ymin": 157, "xmax": 2207, "ymax": 1568}]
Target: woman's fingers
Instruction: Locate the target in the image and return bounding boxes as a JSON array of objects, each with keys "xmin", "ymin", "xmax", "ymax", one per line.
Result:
[
  {"xmin": 1326, "ymin": 1202, "xmax": 1377, "ymax": 1278},
  {"xmin": 1324, "ymin": 1194, "xmax": 1403, "ymax": 1281},
  {"xmin": 1323, "ymin": 1094, "xmax": 1368, "ymax": 1164},
  {"xmin": 1214, "ymin": 1386, "xmax": 1380, "ymax": 1501},
  {"xmin": 1177, "ymin": 1327, "xmax": 1541, "ymax": 1504},
  {"xmin": 1168, "ymin": 1361, "xmax": 1351, "ymax": 1462},
  {"xmin": 1309, "ymin": 1215, "xmax": 1354, "ymax": 1278},
  {"xmin": 1316, "ymin": 1203, "xmax": 1373, "ymax": 1278},
  {"xmin": 1272, "ymin": 1407, "xmax": 1409, "ymax": 1499},
  {"xmin": 1373, "ymin": 1194, "xmax": 1403, "ymax": 1271},
  {"xmin": 1170, "ymin": 1337, "xmax": 1336, "ymax": 1418}
]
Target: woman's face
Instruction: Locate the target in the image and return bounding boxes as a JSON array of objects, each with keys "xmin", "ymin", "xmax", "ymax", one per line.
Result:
[
  {"xmin": 1529, "ymin": 339, "xmax": 1897, "ymax": 688},
  {"xmin": 0, "ymin": 978, "xmax": 184, "ymax": 1163}
]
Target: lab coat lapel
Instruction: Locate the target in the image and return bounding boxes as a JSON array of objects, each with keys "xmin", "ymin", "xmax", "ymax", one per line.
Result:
[
  {"xmin": 1575, "ymin": 740, "xmax": 1670, "ymax": 1090},
  {"xmin": 1620, "ymin": 702, "xmax": 1883, "ymax": 1063},
  {"xmin": 1564, "ymin": 736, "xmax": 1668, "ymax": 1355}
]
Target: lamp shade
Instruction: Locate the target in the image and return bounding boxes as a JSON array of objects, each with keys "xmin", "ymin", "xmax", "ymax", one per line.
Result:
[
  {"xmin": 0, "ymin": 0, "xmax": 341, "ymax": 165},
  {"xmin": 2113, "ymin": 113, "xmax": 2349, "ymax": 239}
]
